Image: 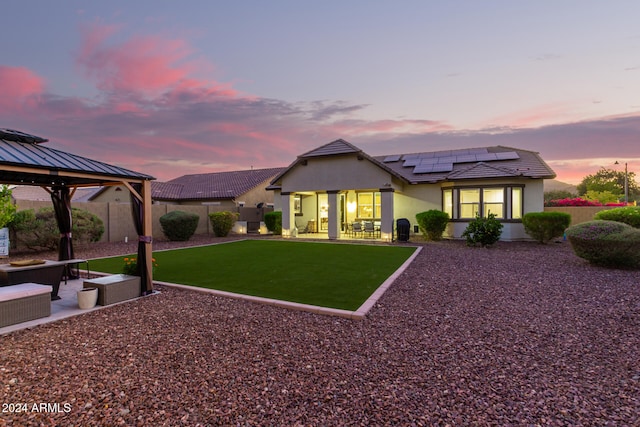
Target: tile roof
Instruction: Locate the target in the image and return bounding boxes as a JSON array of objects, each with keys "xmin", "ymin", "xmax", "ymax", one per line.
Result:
[
  {"xmin": 299, "ymin": 139, "xmax": 361, "ymax": 158},
  {"xmin": 373, "ymin": 146, "xmax": 556, "ymax": 183},
  {"xmin": 153, "ymin": 167, "xmax": 286, "ymax": 201}
]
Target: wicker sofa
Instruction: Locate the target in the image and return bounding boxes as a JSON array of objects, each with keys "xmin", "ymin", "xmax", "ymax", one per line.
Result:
[{"xmin": 0, "ymin": 283, "xmax": 52, "ymax": 328}]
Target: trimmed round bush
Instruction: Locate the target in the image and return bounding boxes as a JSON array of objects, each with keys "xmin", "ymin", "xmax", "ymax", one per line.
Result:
[
  {"xmin": 594, "ymin": 206, "xmax": 640, "ymax": 228},
  {"xmin": 264, "ymin": 211, "xmax": 282, "ymax": 235},
  {"xmin": 415, "ymin": 210, "xmax": 449, "ymax": 240},
  {"xmin": 208, "ymin": 211, "xmax": 238, "ymax": 237},
  {"xmin": 160, "ymin": 210, "xmax": 199, "ymax": 241},
  {"xmin": 522, "ymin": 211, "xmax": 571, "ymax": 243},
  {"xmin": 565, "ymin": 220, "xmax": 640, "ymax": 268}
]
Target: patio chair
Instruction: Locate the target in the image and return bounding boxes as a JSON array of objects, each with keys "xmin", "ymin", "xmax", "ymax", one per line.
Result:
[
  {"xmin": 352, "ymin": 222, "xmax": 364, "ymax": 238},
  {"xmin": 364, "ymin": 221, "xmax": 379, "ymax": 238}
]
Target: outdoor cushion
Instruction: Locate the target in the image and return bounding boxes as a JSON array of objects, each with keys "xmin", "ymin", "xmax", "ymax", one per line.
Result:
[
  {"xmin": 0, "ymin": 283, "xmax": 52, "ymax": 302},
  {"xmin": 10, "ymin": 259, "xmax": 46, "ymax": 266}
]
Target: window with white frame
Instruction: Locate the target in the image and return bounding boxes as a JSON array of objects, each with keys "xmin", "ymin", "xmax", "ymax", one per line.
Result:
[
  {"xmin": 443, "ymin": 186, "xmax": 523, "ymax": 220},
  {"xmin": 357, "ymin": 192, "xmax": 381, "ymax": 218}
]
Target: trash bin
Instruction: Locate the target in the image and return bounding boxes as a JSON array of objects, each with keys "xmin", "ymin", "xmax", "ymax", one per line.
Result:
[{"xmin": 396, "ymin": 218, "xmax": 410, "ymax": 242}]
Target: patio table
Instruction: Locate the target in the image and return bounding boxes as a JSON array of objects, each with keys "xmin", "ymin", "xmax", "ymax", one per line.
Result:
[{"xmin": 0, "ymin": 260, "xmax": 66, "ymax": 300}]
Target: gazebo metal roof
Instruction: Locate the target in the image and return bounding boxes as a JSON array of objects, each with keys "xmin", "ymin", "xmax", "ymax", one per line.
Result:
[
  {"xmin": 0, "ymin": 128, "xmax": 154, "ymax": 186},
  {"xmin": 0, "ymin": 128, "xmax": 156, "ymax": 295}
]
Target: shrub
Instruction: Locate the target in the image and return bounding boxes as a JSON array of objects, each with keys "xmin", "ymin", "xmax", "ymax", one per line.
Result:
[
  {"xmin": 264, "ymin": 211, "xmax": 282, "ymax": 235},
  {"xmin": 462, "ymin": 213, "xmax": 503, "ymax": 247},
  {"xmin": 546, "ymin": 197, "xmax": 602, "ymax": 207},
  {"xmin": 415, "ymin": 210, "xmax": 449, "ymax": 240},
  {"xmin": 594, "ymin": 206, "xmax": 640, "ymax": 228},
  {"xmin": 522, "ymin": 211, "xmax": 571, "ymax": 243},
  {"xmin": 0, "ymin": 185, "xmax": 16, "ymax": 228},
  {"xmin": 208, "ymin": 211, "xmax": 238, "ymax": 237},
  {"xmin": 160, "ymin": 210, "xmax": 199, "ymax": 241},
  {"xmin": 565, "ymin": 220, "xmax": 640, "ymax": 268},
  {"xmin": 8, "ymin": 207, "xmax": 104, "ymax": 251}
]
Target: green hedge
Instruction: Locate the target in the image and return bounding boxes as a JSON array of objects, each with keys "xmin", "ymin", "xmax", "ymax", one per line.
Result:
[
  {"xmin": 522, "ymin": 211, "xmax": 571, "ymax": 243},
  {"xmin": 159, "ymin": 210, "xmax": 199, "ymax": 241},
  {"xmin": 264, "ymin": 211, "xmax": 282, "ymax": 235},
  {"xmin": 208, "ymin": 211, "xmax": 238, "ymax": 237},
  {"xmin": 565, "ymin": 220, "xmax": 640, "ymax": 268},
  {"xmin": 415, "ymin": 210, "xmax": 449, "ymax": 240},
  {"xmin": 8, "ymin": 207, "xmax": 104, "ymax": 251},
  {"xmin": 594, "ymin": 206, "xmax": 640, "ymax": 228}
]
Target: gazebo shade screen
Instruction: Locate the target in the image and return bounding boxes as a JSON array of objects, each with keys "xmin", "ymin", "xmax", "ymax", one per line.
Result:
[{"xmin": 0, "ymin": 129, "xmax": 155, "ymax": 294}]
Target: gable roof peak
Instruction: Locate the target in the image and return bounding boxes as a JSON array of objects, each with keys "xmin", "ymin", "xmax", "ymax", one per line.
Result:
[{"xmin": 299, "ymin": 139, "xmax": 362, "ymax": 158}]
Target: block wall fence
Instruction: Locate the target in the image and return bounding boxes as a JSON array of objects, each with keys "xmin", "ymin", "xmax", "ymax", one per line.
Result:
[
  {"xmin": 12, "ymin": 201, "xmax": 619, "ymax": 243},
  {"xmin": 14, "ymin": 201, "xmax": 232, "ymax": 243}
]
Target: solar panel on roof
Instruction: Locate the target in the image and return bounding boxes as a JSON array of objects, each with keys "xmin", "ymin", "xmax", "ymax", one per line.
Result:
[
  {"xmin": 495, "ymin": 151, "xmax": 519, "ymax": 160},
  {"xmin": 383, "ymin": 154, "xmax": 402, "ymax": 163},
  {"xmin": 437, "ymin": 156, "xmax": 457, "ymax": 163},
  {"xmin": 418, "ymin": 152, "xmax": 435, "ymax": 159},
  {"xmin": 419, "ymin": 157, "xmax": 438, "ymax": 165},
  {"xmin": 413, "ymin": 163, "xmax": 453, "ymax": 174},
  {"xmin": 432, "ymin": 163, "xmax": 454, "ymax": 172},
  {"xmin": 402, "ymin": 158, "xmax": 421, "ymax": 167},
  {"xmin": 476, "ymin": 153, "xmax": 498, "ymax": 161},
  {"xmin": 455, "ymin": 154, "xmax": 478, "ymax": 163},
  {"xmin": 413, "ymin": 164, "xmax": 434, "ymax": 174}
]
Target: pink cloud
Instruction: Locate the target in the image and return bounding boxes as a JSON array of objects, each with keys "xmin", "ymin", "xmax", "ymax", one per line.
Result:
[
  {"xmin": 480, "ymin": 103, "xmax": 574, "ymax": 129},
  {"xmin": 76, "ymin": 23, "xmax": 236, "ymax": 98},
  {"xmin": 0, "ymin": 66, "xmax": 45, "ymax": 111}
]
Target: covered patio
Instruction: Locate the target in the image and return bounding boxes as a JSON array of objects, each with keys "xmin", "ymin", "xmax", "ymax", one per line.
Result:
[{"xmin": 0, "ymin": 129, "xmax": 155, "ymax": 324}]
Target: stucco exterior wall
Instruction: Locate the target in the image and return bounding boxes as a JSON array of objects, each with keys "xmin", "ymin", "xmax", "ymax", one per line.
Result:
[{"xmin": 281, "ymin": 155, "xmax": 397, "ymax": 192}]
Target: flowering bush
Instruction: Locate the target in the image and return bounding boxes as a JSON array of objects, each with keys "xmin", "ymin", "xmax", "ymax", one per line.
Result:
[
  {"xmin": 546, "ymin": 197, "xmax": 602, "ymax": 207},
  {"xmin": 565, "ymin": 220, "xmax": 640, "ymax": 268},
  {"xmin": 123, "ymin": 257, "xmax": 158, "ymax": 275}
]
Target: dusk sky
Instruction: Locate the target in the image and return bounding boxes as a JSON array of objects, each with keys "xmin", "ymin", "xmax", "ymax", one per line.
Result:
[{"xmin": 2, "ymin": 1, "xmax": 640, "ymax": 184}]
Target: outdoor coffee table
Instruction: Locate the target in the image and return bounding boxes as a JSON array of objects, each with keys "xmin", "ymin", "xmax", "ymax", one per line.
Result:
[{"xmin": 83, "ymin": 274, "xmax": 141, "ymax": 306}]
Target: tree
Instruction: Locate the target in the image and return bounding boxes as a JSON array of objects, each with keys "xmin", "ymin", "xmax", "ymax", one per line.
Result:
[
  {"xmin": 544, "ymin": 189, "xmax": 576, "ymax": 206},
  {"xmin": 577, "ymin": 167, "xmax": 639, "ymax": 200},
  {"xmin": 0, "ymin": 185, "xmax": 16, "ymax": 228}
]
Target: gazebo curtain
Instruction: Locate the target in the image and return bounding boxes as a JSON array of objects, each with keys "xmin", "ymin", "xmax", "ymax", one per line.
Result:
[
  {"xmin": 130, "ymin": 183, "xmax": 152, "ymax": 295},
  {"xmin": 51, "ymin": 185, "xmax": 75, "ymax": 278}
]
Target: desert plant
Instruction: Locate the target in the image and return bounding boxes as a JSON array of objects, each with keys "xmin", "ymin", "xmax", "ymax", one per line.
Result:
[
  {"xmin": 462, "ymin": 213, "xmax": 503, "ymax": 247},
  {"xmin": 264, "ymin": 211, "xmax": 282, "ymax": 235},
  {"xmin": 160, "ymin": 210, "xmax": 199, "ymax": 241},
  {"xmin": 208, "ymin": 211, "xmax": 238, "ymax": 237},
  {"xmin": 522, "ymin": 211, "xmax": 571, "ymax": 243},
  {"xmin": 594, "ymin": 206, "xmax": 640, "ymax": 228},
  {"xmin": 415, "ymin": 210, "xmax": 449, "ymax": 240},
  {"xmin": 565, "ymin": 220, "xmax": 640, "ymax": 268}
]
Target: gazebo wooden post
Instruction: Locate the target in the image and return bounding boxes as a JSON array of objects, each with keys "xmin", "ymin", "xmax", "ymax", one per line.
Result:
[{"xmin": 142, "ymin": 179, "xmax": 153, "ymax": 290}]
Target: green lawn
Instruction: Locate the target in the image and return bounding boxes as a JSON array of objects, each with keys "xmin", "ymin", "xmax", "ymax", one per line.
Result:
[{"xmin": 88, "ymin": 240, "xmax": 416, "ymax": 310}]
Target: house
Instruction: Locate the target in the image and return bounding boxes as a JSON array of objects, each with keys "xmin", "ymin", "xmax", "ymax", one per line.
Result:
[
  {"xmin": 267, "ymin": 139, "xmax": 556, "ymax": 241},
  {"xmin": 88, "ymin": 167, "xmax": 285, "ymax": 209},
  {"xmin": 10, "ymin": 185, "xmax": 102, "ymax": 203}
]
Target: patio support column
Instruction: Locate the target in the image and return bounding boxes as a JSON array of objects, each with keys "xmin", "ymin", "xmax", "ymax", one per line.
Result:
[
  {"xmin": 327, "ymin": 190, "xmax": 340, "ymax": 240},
  {"xmin": 281, "ymin": 192, "xmax": 295, "ymax": 238},
  {"xmin": 380, "ymin": 188, "xmax": 395, "ymax": 242}
]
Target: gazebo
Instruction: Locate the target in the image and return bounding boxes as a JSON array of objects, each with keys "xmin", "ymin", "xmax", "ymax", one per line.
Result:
[{"xmin": 0, "ymin": 129, "xmax": 156, "ymax": 294}]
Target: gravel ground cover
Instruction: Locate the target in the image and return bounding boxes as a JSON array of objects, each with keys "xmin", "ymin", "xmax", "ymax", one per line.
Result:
[{"xmin": 1, "ymin": 236, "xmax": 639, "ymax": 425}]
